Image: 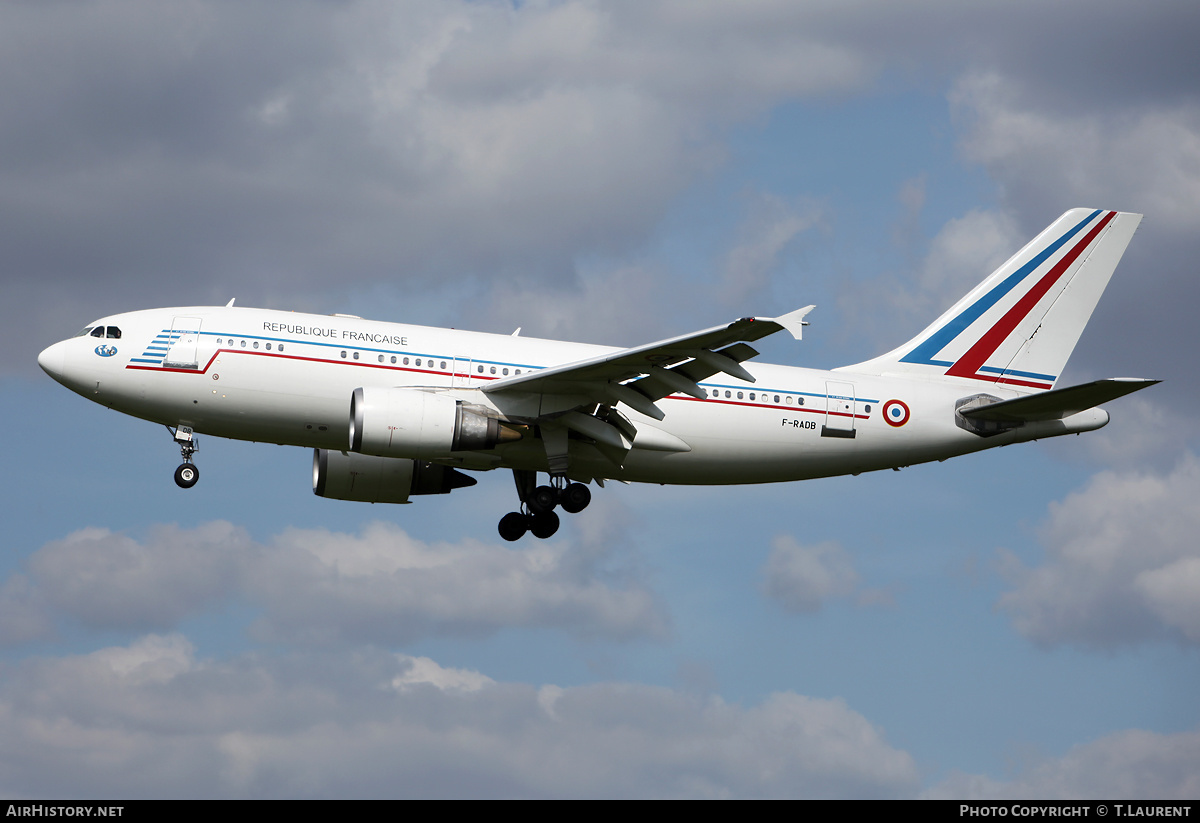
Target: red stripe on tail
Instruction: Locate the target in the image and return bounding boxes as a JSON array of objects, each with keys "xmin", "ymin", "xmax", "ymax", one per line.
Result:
[{"xmin": 945, "ymin": 211, "xmax": 1116, "ymax": 382}]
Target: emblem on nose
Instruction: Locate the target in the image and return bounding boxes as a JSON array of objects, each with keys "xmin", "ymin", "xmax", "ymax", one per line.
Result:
[{"xmin": 94, "ymin": 345, "xmax": 118, "ymax": 357}]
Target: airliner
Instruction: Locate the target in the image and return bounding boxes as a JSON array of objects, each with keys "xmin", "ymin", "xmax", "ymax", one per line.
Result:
[{"xmin": 38, "ymin": 208, "xmax": 1157, "ymax": 540}]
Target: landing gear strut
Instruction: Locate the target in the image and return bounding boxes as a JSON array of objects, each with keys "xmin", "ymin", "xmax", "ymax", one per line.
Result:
[
  {"xmin": 169, "ymin": 425, "xmax": 200, "ymax": 489},
  {"xmin": 497, "ymin": 471, "xmax": 591, "ymax": 542}
]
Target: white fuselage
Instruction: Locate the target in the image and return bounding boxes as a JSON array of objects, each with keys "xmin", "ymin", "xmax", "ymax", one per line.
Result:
[{"xmin": 38, "ymin": 305, "xmax": 1108, "ymax": 485}]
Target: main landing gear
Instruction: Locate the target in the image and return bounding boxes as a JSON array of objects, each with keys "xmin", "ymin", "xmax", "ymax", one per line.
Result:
[
  {"xmin": 498, "ymin": 470, "xmax": 592, "ymax": 542},
  {"xmin": 169, "ymin": 425, "xmax": 200, "ymax": 489}
]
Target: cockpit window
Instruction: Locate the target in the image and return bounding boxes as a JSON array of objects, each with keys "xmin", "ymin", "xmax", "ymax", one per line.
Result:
[{"xmin": 79, "ymin": 325, "xmax": 122, "ymax": 338}]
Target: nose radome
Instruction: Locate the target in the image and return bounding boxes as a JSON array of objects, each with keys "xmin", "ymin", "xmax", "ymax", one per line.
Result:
[{"xmin": 38, "ymin": 340, "xmax": 67, "ymax": 382}]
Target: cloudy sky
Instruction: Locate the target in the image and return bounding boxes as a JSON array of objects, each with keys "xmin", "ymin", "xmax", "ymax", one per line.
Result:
[{"xmin": 3, "ymin": 0, "xmax": 1199, "ymax": 798}]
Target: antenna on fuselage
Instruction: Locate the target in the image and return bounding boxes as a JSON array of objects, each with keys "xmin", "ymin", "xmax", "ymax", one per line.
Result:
[{"xmin": 226, "ymin": 298, "xmax": 236, "ymax": 307}]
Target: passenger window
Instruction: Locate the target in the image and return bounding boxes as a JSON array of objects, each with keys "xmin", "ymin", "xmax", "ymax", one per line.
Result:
[
  {"xmin": 378, "ymin": 354, "xmax": 384, "ymax": 363},
  {"xmin": 106, "ymin": 327, "xmax": 121, "ymax": 339},
  {"xmin": 253, "ymin": 341, "xmax": 259, "ymax": 349},
  {"xmin": 266, "ymin": 343, "xmax": 272, "ymax": 351},
  {"xmin": 502, "ymin": 368, "xmax": 509, "ymax": 375},
  {"xmin": 477, "ymin": 365, "xmax": 483, "ymax": 373},
  {"xmin": 440, "ymin": 361, "xmax": 447, "ymax": 370},
  {"xmin": 490, "ymin": 366, "xmax": 496, "ymax": 374},
  {"xmin": 724, "ymin": 391, "xmax": 731, "ymax": 398},
  {"xmin": 785, "ymin": 396, "xmax": 793, "ymax": 404},
  {"xmin": 353, "ymin": 352, "xmax": 359, "ymax": 360},
  {"xmin": 241, "ymin": 340, "xmax": 247, "ymax": 348},
  {"xmin": 390, "ymin": 356, "xmax": 397, "ymax": 364},
  {"xmin": 774, "ymin": 395, "xmax": 780, "ymax": 403}
]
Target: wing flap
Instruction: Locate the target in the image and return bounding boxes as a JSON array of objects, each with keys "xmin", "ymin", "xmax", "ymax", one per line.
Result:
[
  {"xmin": 672, "ymin": 343, "xmax": 759, "ymax": 384},
  {"xmin": 602, "ymin": 381, "xmax": 665, "ymax": 420}
]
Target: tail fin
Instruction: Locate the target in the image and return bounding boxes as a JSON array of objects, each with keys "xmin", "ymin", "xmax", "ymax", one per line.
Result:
[{"xmin": 841, "ymin": 209, "xmax": 1142, "ymax": 391}]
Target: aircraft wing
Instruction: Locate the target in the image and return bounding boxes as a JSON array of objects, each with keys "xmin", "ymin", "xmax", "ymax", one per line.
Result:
[
  {"xmin": 960, "ymin": 378, "xmax": 1160, "ymax": 422},
  {"xmin": 482, "ymin": 306, "xmax": 815, "ymax": 421}
]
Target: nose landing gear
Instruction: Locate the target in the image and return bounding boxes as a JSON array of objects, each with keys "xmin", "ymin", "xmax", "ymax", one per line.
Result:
[
  {"xmin": 498, "ymin": 470, "xmax": 592, "ymax": 542},
  {"xmin": 169, "ymin": 425, "xmax": 200, "ymax": 489}
]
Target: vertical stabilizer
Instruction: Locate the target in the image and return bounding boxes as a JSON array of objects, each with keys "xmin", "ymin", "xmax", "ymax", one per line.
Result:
[{"xmin": 840, "ymin": 209, "xmax": 1142, "ymax": 391}]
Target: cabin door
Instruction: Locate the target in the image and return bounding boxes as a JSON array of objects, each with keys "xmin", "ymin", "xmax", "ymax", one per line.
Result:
[
  {"xmin": 822, "ymin": 381, "xmax": 857, "ymax": 439},
  {"xmin": 163, "ymin": 316, "xmax": 203, "ymax": 370},
  {"xmin": 452, "ymin": 357, "xmax": 474, "ymax": 387}
]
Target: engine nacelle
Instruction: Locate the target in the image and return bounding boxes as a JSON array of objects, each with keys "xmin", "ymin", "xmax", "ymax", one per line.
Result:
[
  {"xmin": 349, "ymin": 387, "xmax": 519, "ymax": 458},
  {"xmin": 313, "ymin": 448, "xmax": 476, "ymax": 504}
]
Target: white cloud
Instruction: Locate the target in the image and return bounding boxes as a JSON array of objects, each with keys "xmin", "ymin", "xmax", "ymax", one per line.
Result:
[
  {"xmin": 0, "ymin": 519, "xmax": 666, "ymax": 646},
  {"xmin": 0, "ymin": 574, "xmax": 53, "ymax": 645},
  {"xmin": 391, "ymin": 654, "xmax": 494, "ymax": 693},
  {"xmin": 462, "ymin": 190, "xmax": 825, "ymax": 344},
  {"xmin": 463, "ymin": 261, "xmax": 686, "ymax": 347},
  {"xmin": 925, "ymin": 727, "xmax": 1200, "ymax": 800},
  {"xmin": 0, "ymin": 634, "xmax": 919, "ymax": 798},
  {"xmin": 838, "ymin": 207, "xmax": 1024, "ymax": 357},
  {"xmin": 998, "ymin": 452, "xmax": 1200, "ymax": 647},
  {"xmin": 720, "ymin": 194, "xmax": 823, "ymax": 306},
  {"xmin": 85, "ymin": 633, "xmax": 196, "ymax": 686},
  {"xmin": 27, "ymin": 522, "xmax": 248, "ymax": 630},
  {"xmin": 1134, "ymin": 558, "xmax": 1200, "ymax": 644},
  {"xmin": 952, "ymin": 71, "xmax": 1200, "ymax": 233},
  {"xmin": 253, "ymin": 520, "xmax": 665, "ymax": 644},
  {"xmin": 761, "ymin": 536, "xmax": 859, "ymax": 613},
  {"xmin": 916, "ymin": 209, "xmax": 1022, "ymax": 308},
  {"xmin": 1066, "ymin": 395, "xmax": 1188, "ymax": 470}
]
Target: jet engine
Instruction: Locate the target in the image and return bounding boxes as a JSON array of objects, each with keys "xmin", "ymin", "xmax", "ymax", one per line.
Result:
[
  {"xmin": 349, "ymin": 387, "xmax": 522, "ymax": 458},
  {"xmin": 313, "ymin": 448, "xmax": 476, "ymax": 504}
]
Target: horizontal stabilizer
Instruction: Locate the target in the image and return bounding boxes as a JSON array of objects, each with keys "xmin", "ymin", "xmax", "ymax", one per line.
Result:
[{"xmin": 960, "ymin": 378, "xmax": 1160, "ymax": 423}]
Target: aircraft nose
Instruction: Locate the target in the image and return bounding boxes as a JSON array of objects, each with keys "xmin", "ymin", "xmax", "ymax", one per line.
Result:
[{"xmin": 38, "ymin": 340, "xmax": 68, "ymax": 383}]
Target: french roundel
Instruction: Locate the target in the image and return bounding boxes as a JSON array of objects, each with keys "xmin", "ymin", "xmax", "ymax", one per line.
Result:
[{"xmin": 883, "ymin": 399, "xmax": 910, "ymax": 427}]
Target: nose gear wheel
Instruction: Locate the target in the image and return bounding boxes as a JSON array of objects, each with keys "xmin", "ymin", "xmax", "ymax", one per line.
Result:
[{"xmin": 174, "ymin": 463, "xmax": 199, "ymax": 488}]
